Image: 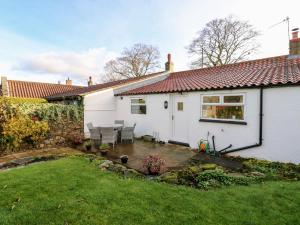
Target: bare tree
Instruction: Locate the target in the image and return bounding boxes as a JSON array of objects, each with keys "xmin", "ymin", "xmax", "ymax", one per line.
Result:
[
  {"xmin": 188, "ymin": 16, "xmax": 260, "ymax": 68},
  {"xmin": 102, "ymin": 43, "xmax": 160, "ymax": 82}
]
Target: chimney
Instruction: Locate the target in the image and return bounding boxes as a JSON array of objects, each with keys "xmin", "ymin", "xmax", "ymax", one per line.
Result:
[
  {"xmin": 66, "ymin": 77, "xmax": 72, "ymax": 85},
  {"xmin": 1, "ymin": 76, "xmax": 8, "ymax": 96},
  {"xmin": 88, "ymin": 76, "xmax": 93, "ymax": 86},
  {"xmin": 289, "ymin": 28, "xmax": 300, "ymax": 55},
  {"xmin": 165, "ymin": 53, "xmax": 174, "ymax": 72}
]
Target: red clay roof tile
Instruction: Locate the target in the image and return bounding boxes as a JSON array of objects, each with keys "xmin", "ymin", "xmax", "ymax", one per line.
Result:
[
  {"xmin": 117, "ymin": 55, "xmax": 300, "ymax": 95},
  {"xmin": 5, "ymin": 80, "xmax": 82, "ymax": 98},
  {"xmin": 46, "ymin": 71, "xmax": 165, "ymax": 99}
]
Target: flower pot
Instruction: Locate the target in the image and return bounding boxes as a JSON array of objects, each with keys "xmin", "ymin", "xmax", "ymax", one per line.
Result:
[
  {"xmin": 120, "ymin": 155, "xmax": 128, "ymax": 164},
  {"xmin": 100, "ymin": 149, "xmax": 108, "ymax": 156},
  {"xmin": 147, "ymin": 168, "xmax": 159, "ymax": 176},
  {"xmin": 85, "ymin": 145, "xmax": 92, "ymax": 151}
]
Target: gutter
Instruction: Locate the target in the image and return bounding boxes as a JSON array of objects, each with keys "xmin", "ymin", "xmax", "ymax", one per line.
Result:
[{"xmin": 220, "ymin": 87, "xmax": 264, "ymax": 154}]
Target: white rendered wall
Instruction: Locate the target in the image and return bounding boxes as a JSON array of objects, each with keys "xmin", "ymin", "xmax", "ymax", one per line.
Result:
[
  {"xmin": 229, "ymin": 86, "xmax": 300, "ymax": 163},
  {"xmin": 116, "ymin": 94, "xmax": 171, "ymax": 141},
  {"xmin": 117, "ymin": 87, "xmax": 300, "ymax": 163},
  {"xmin": 83, "ymin": 88, "xmax": 116, "ymax": 135}
]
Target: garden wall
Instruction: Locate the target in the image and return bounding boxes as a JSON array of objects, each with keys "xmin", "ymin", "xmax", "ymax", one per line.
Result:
[
  {"xmin": 0, "ymin": 97, "xmax": 84, "ymax": 154},
  {"xmin": 42, "ymin": 118, "xmax": 84, "ymax": 148}
]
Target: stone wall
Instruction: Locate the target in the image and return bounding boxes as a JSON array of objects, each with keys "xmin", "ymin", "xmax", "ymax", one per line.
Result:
[{"xmin": 39, "ymin": 119, "xmax": 84, "ymax": 148}]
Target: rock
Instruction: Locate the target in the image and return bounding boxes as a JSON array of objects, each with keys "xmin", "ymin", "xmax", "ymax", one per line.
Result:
[
  {"xmin": 99, "ymin": 160, "xmax": 113, "ymax": 169},
  {"xmin": 200, "ymin": 163, "xmax": 217, "ymax": 170},
  {"xmin": 11, "ymin": 157, "xmax": 34, "ymax": 166},
  {"xmin": 44, "ymin": 140, "xmax": 51, "ymax": 145},
  {"xmin": 39, "ymin": 144, "xmax": 45, "ymax": 148},
  {"xmin": 159, "ymin": 172, "xmax": 179, "ymax": 184},
  {"xmin": 188, "ymin": 166, "xmax": 202, "ymax": 174},
  {"xmin": 250, "ymin": 171, "xmax": 266, "ymax": 177},
  {"xmin": 108, "ymin": 163, "xmax": 127, "ymax": 173}
]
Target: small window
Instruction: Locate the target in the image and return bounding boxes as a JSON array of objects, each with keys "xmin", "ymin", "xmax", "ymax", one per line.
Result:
[
  {"xmin": 201, "ymin": 94, "xmax": 245, "ymax": 121},
  {"xmin": 203, "ymin": 96, "xmax": 220, "ymax": 103},
  {"xmin": 131, "ymin": 98, "xmax": 146, "ymax": 114},
  {"xmin": 177, "ymin": 102, "xmax": 184, "ymax": 111}
]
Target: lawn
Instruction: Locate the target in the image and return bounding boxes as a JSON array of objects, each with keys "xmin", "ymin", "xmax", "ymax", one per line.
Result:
[{"xmin": 0, "ymin": 157, "xmax": 299, "ymax": 225}]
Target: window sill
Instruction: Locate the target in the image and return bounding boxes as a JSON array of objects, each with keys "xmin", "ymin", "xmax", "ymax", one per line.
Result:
[{"xmin": 199, "ymin": 119, "xmax": 247, "ymax": 125}]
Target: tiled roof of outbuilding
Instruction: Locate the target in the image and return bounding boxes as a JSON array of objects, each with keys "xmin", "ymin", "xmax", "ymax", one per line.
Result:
[
  {"xmin": 46, "ymin": 71, "xmax": 166, "ymax": 99},
  {"xmin": 5, "ymin": 80, "xmax": 82, "ymax": 98},
  {"xmin": 117, "ymin": 55, "xmax": 300, "ymax": 95}
]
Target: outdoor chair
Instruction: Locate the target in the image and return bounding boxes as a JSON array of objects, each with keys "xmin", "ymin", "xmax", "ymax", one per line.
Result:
[
  {"xmin": 87, "ymin": 122, "xmax": 94, "ymax": 130},
  {"xmin": 121, "ymin": 123, "xmax": 136, "ymax": 143},
  {"xmin": 101, "ymin": 127, "xmax": 118, "ymax": 149},
  {"xmin": 88, "ymin": 127, "xmax": 101, "ymax": 146}
]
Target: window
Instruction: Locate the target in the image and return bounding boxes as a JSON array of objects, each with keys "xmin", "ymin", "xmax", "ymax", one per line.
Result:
[
  {"xmin": 201, "ymin": 94, "xmax": 245, "ymax": 121},
  {"xmin": 131, "ymin": 98, "xmax": 146, "ymax": 114},
  {"xmin": 177, "ymin": 102, "xmax": 184, "ymax": 111}
]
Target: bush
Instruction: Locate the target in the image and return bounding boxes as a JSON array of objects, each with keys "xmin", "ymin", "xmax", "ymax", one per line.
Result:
[
  {"xmin": 243, "ymin": 158, "xmax": 300, "ymax": 180},
  {"xmin": 2, "ymin": 116, "xmax": 49, "ymax": 150},
  {"xmin": 196, "ymin": 170, "xmax": 263, "ymax": 190}
]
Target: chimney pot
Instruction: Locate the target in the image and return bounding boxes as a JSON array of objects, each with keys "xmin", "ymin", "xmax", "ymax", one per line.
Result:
[
  {"xmin": 88, "ymin": 76, "xmax": 93, "ymax": 86},
  {"xmin": 290, "ymin": 28, "xmax": 300, "ymax": 55},
  {"xmin": 165, "ymin": 53, "xmax": 174, "ymax": 72},
  {"xmin": 66, "ymin": 77, "xmax": 72, "ymax": 85},
  {"xmin": 292, "ymin": 28, "xmax": 299, "ymax": 39}
]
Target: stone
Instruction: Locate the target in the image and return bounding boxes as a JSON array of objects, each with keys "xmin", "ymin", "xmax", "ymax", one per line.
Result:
[
  {"xmin": 99, "ymin": 160, "xmax": 113, "ymax": 169},
  {"xmin": 200, "ymin": 163, "xmax": 217, "ymax": 170},
  {"xmin": 159, "ymin": 172, "xmax": 179, "ymax": 184},
  {"xmin": 108, "ymin": 163, "xmax": 127, "ymax": 173},
  {"xmin": 44, "ymin": 140, "xmax": 51, "ymax": 145},
  {"xmin": 39, "ymin": 144, "xmax": 45, "ymax": 148},
  {"xmin": 11, "ymin": 157, "xmax": 34, "ymax": 166},
  {"xmin": 250, "ymin": 171, "xmax": 266, "ymax": 177},
  {"xmin": 188, "ymin": 166, "xmax": 202, "ymax": 174}
]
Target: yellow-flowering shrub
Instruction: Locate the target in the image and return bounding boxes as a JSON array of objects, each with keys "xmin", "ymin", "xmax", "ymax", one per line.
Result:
[{"xmin": 2, "ymin": 116, "xmax": 49, "ymax": 150}]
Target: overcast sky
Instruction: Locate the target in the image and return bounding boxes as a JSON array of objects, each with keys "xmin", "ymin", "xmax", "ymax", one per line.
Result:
[{"xmin": 0, "ymin": 0, "xmax": 299, "ymax": 85}]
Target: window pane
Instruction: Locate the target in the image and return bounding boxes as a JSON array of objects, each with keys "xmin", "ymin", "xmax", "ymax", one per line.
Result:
[
  {"xmin": 177, "ymin": 102, "xmax": 183, "ymax": 111},
  {"xmin": 202, "ymin": 105, "xmax": 244, "ymax": 120},
  {"xmin": 131, "ymin": 105, "xmax": 146, "ymax": 114},
  {"xmin": 224, "ymin": 95, "xmax": 243, "ymax": 103},
  {"xmin": 131, "ymin": 98, "xmax": 146, "ymax": 104},
  {"xmin": 203, "ymin": 96, "xmax": 220, "ymax": 103}
]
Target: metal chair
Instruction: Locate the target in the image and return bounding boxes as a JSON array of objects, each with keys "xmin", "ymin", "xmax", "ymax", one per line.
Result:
[
  {"xmin": 101, "ymin": 127, "xmax": 118, "ymax": 149},
  {"xmin": 87, "ymin": 122, "xmax": 94, "ymax": 130},
  {"xmin": 121, "ymin": 123, "xmax": 136, "ymax": 143},
  {"xmin": 88, "ymin": 127, "xmax": 101, "ymax": 146}
]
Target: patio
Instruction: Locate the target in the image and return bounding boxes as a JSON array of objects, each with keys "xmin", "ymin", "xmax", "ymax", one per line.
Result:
[{"xmin": 105, "ymin": 139, "xmax": 196, "ymax": 173}]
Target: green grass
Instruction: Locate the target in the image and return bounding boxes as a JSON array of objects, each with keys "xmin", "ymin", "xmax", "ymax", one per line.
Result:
[{"xmin": 0, "ymin": 157, "xmax": 299, "ymax": 225}]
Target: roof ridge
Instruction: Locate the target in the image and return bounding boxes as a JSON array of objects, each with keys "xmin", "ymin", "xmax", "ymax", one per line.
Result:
[
  {"xmin": 7, "ymin": 79, "xmax": 84, "ymax": 87},
  {"xmin": 170, "ymin": 55, "xmax": 288, "ymax": 75}
]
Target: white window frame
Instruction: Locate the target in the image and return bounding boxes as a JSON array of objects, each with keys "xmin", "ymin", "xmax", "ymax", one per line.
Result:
[
  {"xmin": 200, "ymin": 93, "xmax": 246, "ymax": 122},
  {"xmin": 130, "ymin": 97, "xmax": 147, "ymax": 115}
]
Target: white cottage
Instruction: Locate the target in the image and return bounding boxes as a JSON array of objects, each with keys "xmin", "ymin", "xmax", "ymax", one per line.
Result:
[{"xmin": 48, "ymin": 30, "xmax": 300, "ymax": 164}]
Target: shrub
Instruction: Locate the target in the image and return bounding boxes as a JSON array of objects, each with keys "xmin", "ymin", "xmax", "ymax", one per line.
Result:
[
  {"xmin": 99, "ymin": 143, "xmax": 109, "ymax": 150},
  {"xmin": 143, "ymin": 155, "xmax": 165, "ymax": 175},
  {"xmin": 242, "ymin": 158, "xmax": 300, "ymax": 180},
  {"xmin": 196, "ymin": 170, "xmax": 264, "ymax": 190},
  {"xmin": 2, "ymin": 116, "xmax": 49, "ymax": 149}
]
